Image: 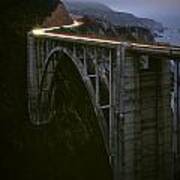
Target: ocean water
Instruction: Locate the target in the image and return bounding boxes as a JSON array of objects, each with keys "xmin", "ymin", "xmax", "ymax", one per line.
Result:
[{"xmin": 155, "ymin": 27, "xmax": 180, "ymax": 46}]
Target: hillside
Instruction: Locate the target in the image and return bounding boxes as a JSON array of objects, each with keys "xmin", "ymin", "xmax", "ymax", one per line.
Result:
[
  {"xmin": 54, "ymin": 15, "xmax": 154, "ymax": 43},
  {"xmin": 65, "ymin": 1, "xmax": 164, "ymax": 33}
]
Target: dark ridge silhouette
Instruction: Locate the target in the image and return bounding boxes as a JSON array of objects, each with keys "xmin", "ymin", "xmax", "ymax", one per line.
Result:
[{"xmin": 0, "ymin": 1, "xmax": 112, "ymax": 179}]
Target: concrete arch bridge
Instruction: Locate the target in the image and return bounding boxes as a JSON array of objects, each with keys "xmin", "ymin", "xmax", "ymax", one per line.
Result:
[{"xmin": 28, "ymin": 27, "xmax": 180, "ymax": 180}]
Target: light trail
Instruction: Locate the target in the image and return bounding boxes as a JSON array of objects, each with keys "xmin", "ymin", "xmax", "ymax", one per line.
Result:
[
  {"xmin": 35, "ymin": 31, "xmax": 122, "ymax": 45},
  {"xmin": 62, "ymin": 20, "xmax": 83, "ymax": 28},
  {"xmin": 31, "ymin": 20, "xmax": 180, "ymax": 57},
  {"xmin": 32, "ymin": 20, "xmax": 83, "ymax": 36}
]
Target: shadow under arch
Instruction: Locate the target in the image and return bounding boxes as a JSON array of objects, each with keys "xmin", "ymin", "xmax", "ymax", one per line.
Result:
[
  {"xmin": 38, "ymin": 47, "xmax": 109, "ymax": 154},
  {"xmin": 39, "ymin": 47, "xmax": 96, "ymax": 122},
  {"xmin": 41, "ymin": 47, "xmax": 112, "ymax": 177},
  {"xmin": 19, "ymin": 47, "xmax": 113, "ymax": 180}
]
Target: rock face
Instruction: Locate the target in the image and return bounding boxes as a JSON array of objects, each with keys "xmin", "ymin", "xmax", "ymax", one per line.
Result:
[{"xmin": 43, "ymin": 1, "xmax": 73, "ymax": 27}]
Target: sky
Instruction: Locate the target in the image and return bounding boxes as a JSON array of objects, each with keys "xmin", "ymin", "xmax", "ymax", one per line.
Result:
[{"xmin": 66, "ymin": 0, "xmax": 180, "ymax": 27}]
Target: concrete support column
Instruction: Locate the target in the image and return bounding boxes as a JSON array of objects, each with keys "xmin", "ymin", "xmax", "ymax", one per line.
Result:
[
  {"xmin": 45, "ymin": 40, "xmax": 49, "ymax": 55},
  {"xmin": 83, "ymin": 46, "xmax": 88, "ymax": 77},
  {"xmin": 112, "ymin": 45, "xmax": 126, "ymax": 180},
  {"xmin": 109, "ymin": 49, "xmax": 113, "ymax": 162},
  {"xmin": 73, "ymin": 43, "xmax": 76, "ymax": 58},
  {"xmin": 27, "ymin": 32, "xmax": 39, "ymax": 124},
  {"xmin": 95, "ymin": 48, "xmax": 100, "ymax": 107},
  {"xmin": 173, "ymin": 60, "xmax": 180, "ymax": 159}
]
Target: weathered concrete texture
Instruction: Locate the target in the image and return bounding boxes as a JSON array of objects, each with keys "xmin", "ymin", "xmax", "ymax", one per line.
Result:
[
  {"xmin": 28, "ymin": 33, "xmax": 174, "ymax": 180},
  {"xmin": 120, "ymin": 55, "xmax": 172, "ymax": 180}
]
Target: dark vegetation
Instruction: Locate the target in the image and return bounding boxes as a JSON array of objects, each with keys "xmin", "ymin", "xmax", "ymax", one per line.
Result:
[{"xmin": 0, "ymin": 1, "xmax": 112, "ymax": 179}]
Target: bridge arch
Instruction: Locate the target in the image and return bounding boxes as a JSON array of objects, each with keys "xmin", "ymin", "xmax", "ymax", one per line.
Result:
[{"xmin": 34, "ymin": 46, "xmax": 109, "ymax": 153}]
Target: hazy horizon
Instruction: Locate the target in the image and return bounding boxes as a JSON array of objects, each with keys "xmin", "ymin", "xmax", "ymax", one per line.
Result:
[{"xmin": 66, "ymin": 0, "xmax": 180, "ymax": 28}]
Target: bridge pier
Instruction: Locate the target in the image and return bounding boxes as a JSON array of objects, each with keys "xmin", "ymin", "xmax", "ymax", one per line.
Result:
[
  {"xmin": 173, "ymin": 59, "xmax": 180, "ymax": 179},
  {"xmin": 111, "ymin": 45, "xmax": 126, "ymax": 180},
  {"xmin": 27, "ymin": 33, "xmax": 40, "ymax": 124}
]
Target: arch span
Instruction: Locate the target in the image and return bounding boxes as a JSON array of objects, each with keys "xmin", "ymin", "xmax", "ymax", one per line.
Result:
[{"xmin": 35, "ymin": 46, "xmax": 109, "ymax": 154}]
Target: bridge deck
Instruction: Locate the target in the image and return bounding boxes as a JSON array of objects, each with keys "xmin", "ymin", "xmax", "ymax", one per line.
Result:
[
  {"xmin": 28, "ymin": 25, "xmax": 179, "ymax": 180},
  {"xmin": 31, "ymin": 27, "xmax": 180, "ymax": 58}
]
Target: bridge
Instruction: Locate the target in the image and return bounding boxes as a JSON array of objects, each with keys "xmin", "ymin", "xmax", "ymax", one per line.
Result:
[{"xmin": 27, "ymin": 22, "xmax": 180, "ymax": 180}]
